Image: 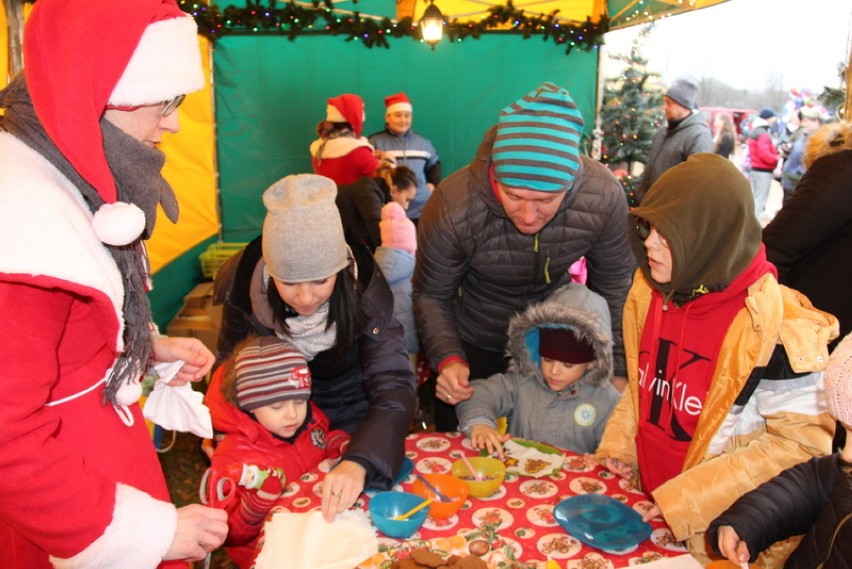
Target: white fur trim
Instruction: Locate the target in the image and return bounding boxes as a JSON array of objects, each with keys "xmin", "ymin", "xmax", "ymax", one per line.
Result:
[
  {"xmin": 0, "ymin": 133, "xmax": 125, "ymax": 349},
  {"xmin": 50, "ymin": 484, "xmax": 177, "ymax": 569},
  {"xmin": 386, "ymin": 102, "xmax": 413, "ymax": 114},
  {"xmin": 92, "ymin": 202, "xmax": 146, "ymax": 246},
  {"xmin": 309, "ymin": 136, "xmax": 374, "ymax": 159},
  {"xmin": 326, "ymin": 104, "xmax": 346, "ymax": 123},
  {"xmin": 109, "ymin": 15, "xmax": 204, "ymax": 106}
]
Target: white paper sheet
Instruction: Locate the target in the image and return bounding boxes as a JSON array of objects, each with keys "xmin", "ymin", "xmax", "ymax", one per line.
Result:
[{"xmin": 254, "ymin": 509, "xmax": 378, "ymax": 569}]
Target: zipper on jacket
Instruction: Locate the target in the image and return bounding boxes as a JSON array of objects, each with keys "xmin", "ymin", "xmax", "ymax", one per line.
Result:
[{"xmin": 533, "ymin": 233, "xmax": 552, "ymax": 284}]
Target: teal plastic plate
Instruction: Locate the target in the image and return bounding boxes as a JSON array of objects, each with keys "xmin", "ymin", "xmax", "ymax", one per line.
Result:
[{"xmin": 553, "ymin": 494, "xmax": 652, "ymax": 552}]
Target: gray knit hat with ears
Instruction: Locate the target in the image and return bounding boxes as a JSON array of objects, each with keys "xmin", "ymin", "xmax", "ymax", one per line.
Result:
[
  {"xmin": 665, "ymin": 75, "xmax": 700, "ymax": 110},
  {"xmin": 262, "ymin": 174, "xmax": 349, "ymax": 283}
]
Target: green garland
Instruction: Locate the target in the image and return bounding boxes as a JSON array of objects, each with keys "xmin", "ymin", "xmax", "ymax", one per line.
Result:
[{"xmin": 178, "ymin": 0, "xmax": 609, "ymax": 53}]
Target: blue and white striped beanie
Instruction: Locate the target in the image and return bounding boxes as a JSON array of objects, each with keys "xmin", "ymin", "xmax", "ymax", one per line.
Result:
[
  {"xmin": 234, "ymin": 337, "xmax": 312, "ymax": 412},
  {"xmin": 492, "ymin": 83, "xmax": 585, "ymax": 193}
]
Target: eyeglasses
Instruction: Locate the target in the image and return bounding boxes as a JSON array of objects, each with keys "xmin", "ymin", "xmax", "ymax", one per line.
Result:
[
  {"xmin": 636, "ymin": 217, "xmax": 669, "ymax": 248},
  {"xmin": 105, "ymin": 94, "xmax": 186, "ymax": 117}
]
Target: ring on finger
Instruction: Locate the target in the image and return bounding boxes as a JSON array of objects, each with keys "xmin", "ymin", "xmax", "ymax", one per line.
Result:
[{"xmin": 332, "ymin": 490, "xmax": 342, "ymax": 498}]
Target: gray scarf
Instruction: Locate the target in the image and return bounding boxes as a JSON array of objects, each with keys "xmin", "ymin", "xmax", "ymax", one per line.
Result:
[{"xmin": 0, "ymin": 74, "xmax": 180, "ymax": 404}]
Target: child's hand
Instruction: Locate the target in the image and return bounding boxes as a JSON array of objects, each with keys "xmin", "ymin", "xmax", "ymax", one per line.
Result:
[
  {"xmin": 717, "ymin": 525, "xmax": 751, "ymax": 566},
  {"xmin": 603, "ymin": 457, "xmax": 634, "ymax": 480},
  {"xmin": 470, "ymin": 424, "xmax": 510, "ymax": 459}
]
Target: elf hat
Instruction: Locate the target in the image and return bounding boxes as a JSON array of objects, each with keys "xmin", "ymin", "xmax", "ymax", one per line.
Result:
[
  {"xmin": 385, "ymin": 92, "xmax": 413, "ymax": 114},
  {"xmin": 24, "ymin": 0, "xmax": 204, "ymax": 244},
  {"xmin": 326, "ymin": 93, "xmax": 366, "ymax": 137},
  {"xmin": 234, "ymin": 337, "xmax": 312, "ymax": 412},
  {"xmin": 380, "ymin": 202, "xmax": 417, "ymax": 255}
]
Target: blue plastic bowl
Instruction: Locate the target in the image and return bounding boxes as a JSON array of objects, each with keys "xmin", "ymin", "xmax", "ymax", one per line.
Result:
[{"xmin": 368, "ymin": 491, "xmax": 428, "ymax": 539}]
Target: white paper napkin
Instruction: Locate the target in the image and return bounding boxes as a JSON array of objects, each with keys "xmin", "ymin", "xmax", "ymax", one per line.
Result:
[
  {"xmin": 142, "ymin": 360, "xmax": 213, "ymax": 439},
  {"xmin": 502, "ymin": 439, "xmax": 566, "ymax": 478},
  {"xmin": 254, "ymin": 510, "xmax": 378, "ymax": 569}
]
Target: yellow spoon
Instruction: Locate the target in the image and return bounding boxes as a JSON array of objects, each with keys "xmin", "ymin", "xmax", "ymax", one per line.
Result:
[{"xmin": 392, "ymin": 497, "xmax": 433, "ymax": 520}]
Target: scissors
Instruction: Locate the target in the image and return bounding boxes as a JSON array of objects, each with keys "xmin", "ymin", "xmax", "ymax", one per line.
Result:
[{"xmin": 199, "ymin": 467, "xmax": 239, "ymax": 569}]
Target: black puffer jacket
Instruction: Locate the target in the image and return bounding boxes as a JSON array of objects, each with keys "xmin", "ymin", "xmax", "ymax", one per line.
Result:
[
  {"xmin": 212, "ymin": 236, "xmax": 416, "ymax": 489},
  {"xmin": 412, "ymin": 125, "xmax": 634, "ymax": 376},
  {"xmin": 708, "ymin": 454, "xmax": 852, "ymax": 568}
]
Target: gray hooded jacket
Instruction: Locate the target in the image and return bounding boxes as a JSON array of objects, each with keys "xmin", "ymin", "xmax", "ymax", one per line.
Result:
[{"xmin": 456, "ymin": 283, "xmax": 621, "ymax": 454}]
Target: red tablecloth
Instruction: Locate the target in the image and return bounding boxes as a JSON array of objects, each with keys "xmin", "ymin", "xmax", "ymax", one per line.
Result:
[{"xmin": 261, "ymin": 431, "xmax": 688, "ymax": 568}]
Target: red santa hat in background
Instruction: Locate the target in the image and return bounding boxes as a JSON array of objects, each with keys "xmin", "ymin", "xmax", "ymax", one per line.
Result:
[
  {"xmin": 384, "ymin": 92, "xmax": 413, "ymax": 114},
  {"xmin": 24, "ymin": 0, "xmax": 204, "ymax": 245},
  {"xmin": 326, "ymin": 93, "xmax": 366, "ymax": 137}
]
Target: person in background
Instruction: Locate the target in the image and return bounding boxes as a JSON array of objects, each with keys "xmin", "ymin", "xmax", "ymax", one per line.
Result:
[
  {"xmin": 708, "ymin": 332, "xmax": 852, "ymax": 569},
  {"xmin": 336, "ymin": 163, "xmax": 418, "ymax": 252},
  {"xmin": 206, "ymin": 336, "xmax": 350, "ymax": 568},
  {"xmin": 747, "ymin": 107, "xmax": 780, "ymax": 221},
  {"xmin": 212, "ymin": 174, "xmax": 415, "ymax": 522},
  {"xmin": 763, "ymin": 120, "xmax": 852, "ymax": 353},
  {"xmin": 779, "ymin": 106, "xmax": 822, "ymax": 201},
  {"xmin": 413, "ymin": 82, "xmax": 634, "ymax": 432},
  {"xmin": 310, "ymin": 93, "xmax": 382, "ymax": 186},
  {"xmin": 369, "ymin": 92, "xmax": 442, "ymax": 224},
  {"xmin": 374, "ymin": 202, "xmax": 420, "ymax": 364},
  {"xmin": 594, "ymin": 153, "xmax": 837, "ymax": 566},
  {"xmin": 634, "ymin": 75, "xmax": 714, "ymax": 204},
  {"xmin": 713, "ymin": 112, "xmax": 737, "ymax": 159},
  {"xmin": 0, "ymin": 0, "xmax": 228, "ymax": 566},
  {"xmin": 457, "ymin": 283, "xmax": 620, "ymax": 457}
]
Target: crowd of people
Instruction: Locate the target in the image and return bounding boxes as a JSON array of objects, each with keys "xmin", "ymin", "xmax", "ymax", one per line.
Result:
[{"xmin": 1, "ymin": 1, "xmax": 849, "ymax": 567}]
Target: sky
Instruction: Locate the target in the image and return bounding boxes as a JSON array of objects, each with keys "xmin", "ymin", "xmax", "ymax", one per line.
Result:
[{"xmin": 602, "ymin": 0, "xmax": 851, "ymax": 93}]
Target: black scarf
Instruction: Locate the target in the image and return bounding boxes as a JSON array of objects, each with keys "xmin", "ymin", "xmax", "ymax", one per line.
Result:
[{"xmin": 0, "ymin": 74, "xmax": 180, "ymax": 404}]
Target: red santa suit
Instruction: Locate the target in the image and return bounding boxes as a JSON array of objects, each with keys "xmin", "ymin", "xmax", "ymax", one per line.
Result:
[{"xmin": 0, "ymin": 0, "xmax": 204, "ymax": 566}]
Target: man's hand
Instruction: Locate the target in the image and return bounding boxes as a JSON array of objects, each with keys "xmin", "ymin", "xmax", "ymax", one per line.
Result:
[{"xmin": 435, "ymin": 360, "xmax": 474, "ymax": 405}]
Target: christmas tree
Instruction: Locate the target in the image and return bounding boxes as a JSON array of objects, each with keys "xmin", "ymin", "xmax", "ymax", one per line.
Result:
[{"xmin": 599, "ymin": 25, "xmax": 663, "ymax": 206}]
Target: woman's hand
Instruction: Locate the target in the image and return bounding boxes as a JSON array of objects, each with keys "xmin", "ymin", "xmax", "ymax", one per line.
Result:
[
  {"xmin": 470, "ymin": 424, "xmax": 510, "ymax": 459},
  {"xmin": 436, "ymin": 361, "xmax": 474, "ymax": 405},
  {"xmin": 163, "ymin": 504, "xmax": 228, "ymax": 561},
  {"xmin": 321, "ymin": 460, "xmax": 367, "ymax": 522},
  {"xmin": 717, "ymin": 525, "xmax": 751, "ymax": 566},
  {"xmin": 152, "ymin": 336, "xmax": 215, "ymax": 386}
]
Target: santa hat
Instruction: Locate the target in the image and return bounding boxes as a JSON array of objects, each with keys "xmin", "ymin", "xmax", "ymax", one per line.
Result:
[
  {"xmin": 380, "ymin": 202, "xmax": 417, "ymax": 255},
  {"xmin": 385, "ymin": 92, "xmax": 413, "ymax": 114},
  {"xmin": 326, "ymin": 93, "xmax": 366, "ymax": 137},
  {"xmin": 234, "ymin": 337, "xmax": 312, "ymax": 412},
  {"xmin": 24, "ymin": 0, "xmax": 204, "ymax": 245}
]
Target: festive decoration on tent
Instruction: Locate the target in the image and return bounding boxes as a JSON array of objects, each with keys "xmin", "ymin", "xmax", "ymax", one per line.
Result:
[
  {"xmin": 598, "ymin": 25, "xmax": 662, "ymax": 207},
  {"xmin": 177, "ymin": 0, "xmax": 608, "ymax": 53}
]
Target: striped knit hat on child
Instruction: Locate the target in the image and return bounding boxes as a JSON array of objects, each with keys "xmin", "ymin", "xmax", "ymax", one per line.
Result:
[
  {"xmin": 492, "ymin": 82, "xmax": 585, "ymax": 193},
  {"xmin": 234, "ymin": 337, "xmax": 312, "ymax": 412}
]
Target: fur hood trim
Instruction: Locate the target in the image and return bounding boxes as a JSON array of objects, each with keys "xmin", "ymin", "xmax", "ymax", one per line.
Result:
[{"xmin": 506, "ymin": 282, "xmax": 613, "ymax": 386}]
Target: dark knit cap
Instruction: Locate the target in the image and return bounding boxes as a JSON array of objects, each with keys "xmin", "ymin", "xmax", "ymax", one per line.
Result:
[
  {"xmin": 759, "ymin": 107, "xmax": 776, "ymax": 120},
  {"xmin": 539, "ymin": 327, "xmax": 596, "ymax": 364},
  {"xmin": 234, "ymin": 337, "xmax": 312, "ymax": 412},
  {"xmin": 492, "ymin": 82, "xmax": 584, "ymax": 193},
  {"xmin": 665, "ymin": 76, "xmax": 700, "ymax": 110}
]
